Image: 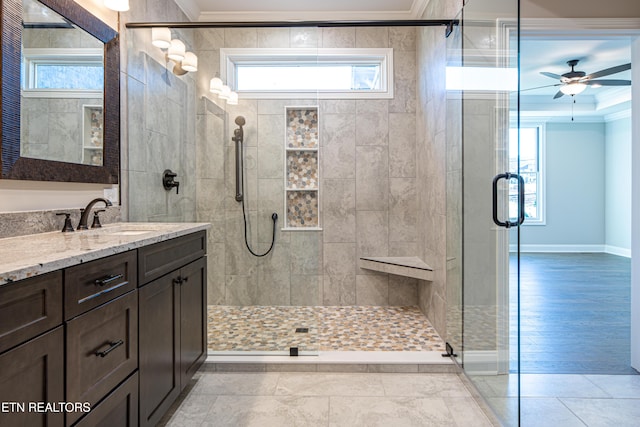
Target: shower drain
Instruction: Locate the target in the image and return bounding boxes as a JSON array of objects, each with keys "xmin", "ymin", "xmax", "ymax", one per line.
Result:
[{"xmin": 295, "ymin": 328, "xmax": 309, "ymax": 333}]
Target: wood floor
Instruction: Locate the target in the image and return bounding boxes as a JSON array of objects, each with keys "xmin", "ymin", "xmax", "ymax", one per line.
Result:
[{"xmin": 510, "ymin": 253, "xmax": 635, "ymax": 375}]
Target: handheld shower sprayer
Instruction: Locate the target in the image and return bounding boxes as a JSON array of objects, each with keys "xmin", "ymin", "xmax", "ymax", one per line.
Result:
[
  {"xmin": 234, "ymin": 116, "xmax": 245, "ymax": 202},
  {"xmin": 233, "ymin": 115, "xmax": 278, "ymax": 257},
  {"xmin": 232, "ymin": 115, "xmax": 245, "ymax": 144}
]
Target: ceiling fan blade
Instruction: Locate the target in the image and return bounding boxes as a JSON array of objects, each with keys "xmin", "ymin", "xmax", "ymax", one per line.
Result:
[
  {"xmin": 540, "ymin": 71, "xmax": 563, "ymax": 79},
  {"xmin": 585, "ymin": 79, "xmax": 631, "ymax": 86},
  {"xmin": 553, "ymin": 90, "xmax": 565, "ymax": 99},
  {"xmin": 584, "ymin": 63, "xmax": 631, "ymax": 80},
  {"xmin": 521, "ymin": 83, "xmax": 561, "ymax": 92}
]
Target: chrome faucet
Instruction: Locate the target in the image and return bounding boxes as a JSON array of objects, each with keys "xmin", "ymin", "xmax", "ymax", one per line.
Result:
[{"xmin": 77, "ymin": 198, "xmax": 112, "ymax": 230}]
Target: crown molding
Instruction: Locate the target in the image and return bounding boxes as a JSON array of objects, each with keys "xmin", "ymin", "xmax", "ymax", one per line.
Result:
[
  {"xmin": 604, "ymin": 109, "xmax": 632, "ymax": 122},
  {"xmin": 521, "ymin": 18, "xmax": 640, "ymax": 36}
]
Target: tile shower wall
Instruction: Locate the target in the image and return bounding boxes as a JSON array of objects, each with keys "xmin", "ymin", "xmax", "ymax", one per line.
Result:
[
  {"xmin": 195, "ymin": 27, "xmax": 420, "ymax": 307},
  {"xmin": 415, "ymin": 0, "xmax": 461, "ymax": 340},
  {"xmin": 120, "ymin": 2, "xmax": 197, "ymax": 223}
]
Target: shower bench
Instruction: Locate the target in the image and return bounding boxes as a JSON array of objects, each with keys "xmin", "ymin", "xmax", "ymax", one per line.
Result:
[{"xmin": 358, "ymin": 256, "xmax": 434, "ymax": 281}]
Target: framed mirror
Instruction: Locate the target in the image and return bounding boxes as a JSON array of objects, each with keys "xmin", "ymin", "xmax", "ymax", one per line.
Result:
[{"xmin": 1, "ymin": 0, "xmax": 119, "ymax": 183}]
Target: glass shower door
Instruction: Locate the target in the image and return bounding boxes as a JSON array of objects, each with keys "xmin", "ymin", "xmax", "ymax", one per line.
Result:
[{"xmin": 457, "ymin": 0, "xmax": 521, "ymax": 425}]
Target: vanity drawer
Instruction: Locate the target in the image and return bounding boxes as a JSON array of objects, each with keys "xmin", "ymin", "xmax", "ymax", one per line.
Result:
[
  {"xmin": 0, "ymin": 271, "xmax": 63, "ymax": 354},
  {"xmin": 66, "ymin": 290, "xmax": 138, "ymax": 426},
  {"xmin": 65, "ymin": 250, "xmax": 137, "ymax": 320},
  {"xmin": 73, "ymin": 372, "xmax": 138, "ymax": 427},
  {"xmin": 138, "ymin": 231, "xmax": 206, "ymax": 286}
]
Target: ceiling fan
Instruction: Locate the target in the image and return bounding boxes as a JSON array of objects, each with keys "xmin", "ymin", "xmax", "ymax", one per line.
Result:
[{"xmin": 538, "ymin": 59, "xmax": 631, "ymax": 99}]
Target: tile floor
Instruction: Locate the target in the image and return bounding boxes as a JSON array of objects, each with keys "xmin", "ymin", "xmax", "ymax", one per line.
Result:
[
  {"xmin": 159, "ymin": 370, "xmax": 492, "ymax": 427},
  {"xmin": 159, "ymin": 370, "xmax": 640, "ymax": 426},
  {"xmin": 472, "ymin": 373, "xmax": 640, "ymax": 426},
  {"xmin": 208, "ymin": 305, "xmax": 446, "ymax": 353}
]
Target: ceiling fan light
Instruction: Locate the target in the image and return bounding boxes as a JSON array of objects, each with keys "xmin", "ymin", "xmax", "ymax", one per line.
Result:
[{"xmin": 560, "ymin": 82, "xmax": 587, "ymax": 96}]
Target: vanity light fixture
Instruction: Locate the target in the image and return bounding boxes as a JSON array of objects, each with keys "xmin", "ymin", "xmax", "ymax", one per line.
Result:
[
  {"xmin": 151, "ymin": 27, "xmax": 172, "ymax": 49},
  {"xmin": 104, "ymin": 0, "xmax": 129, "ymax": 12},
  {"xmin": 210, "ymin": 76, "xmax": 224, "ymax": 94},
  {"xmin": 219, "ymin": 85, "xmax": 232, "ymax": 100},
  {"xmin": 150, "ymin": 28, "xmax": 198, "ymax": 76},
  {"xmin": 209, "ymin": 77, "xmax": 239, "ymax": 104},
  {"xmin": 167, "ymin": 39, "xmax": 186, "ymax": 61},
  {"xmin": 181, "ymin": 52, "xmax": 198, "ymax": 72},
  {"xmin": 227, "ymin": 91, "xmax": 239, "ymax": 105}
]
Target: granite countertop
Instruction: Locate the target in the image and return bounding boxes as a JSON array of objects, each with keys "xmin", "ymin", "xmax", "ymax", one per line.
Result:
[{"xmin": 0, "ymin": 222, "xmax": 210, "ymax": 287}]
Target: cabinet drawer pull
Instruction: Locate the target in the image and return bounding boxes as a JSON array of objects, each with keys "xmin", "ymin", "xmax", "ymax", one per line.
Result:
[
  {"xmin": 95, "ymin": 273, "xmax": 124, "ymax": 287},
  {"xmin": 173, "ymin": 277, "xmax": 183, "ymax": 285},
  {"xmin": 95, "ymin": 340, "xmax": 124, "ymax": 357},
  {"xmin": 78, "ymin": 281, "xmax": 129, "ymax": 304}
]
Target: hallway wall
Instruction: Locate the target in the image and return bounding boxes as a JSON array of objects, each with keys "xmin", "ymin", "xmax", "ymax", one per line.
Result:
[{"xmin": 606, "ymin": 116, "xmax": 632, "ymax": 254}]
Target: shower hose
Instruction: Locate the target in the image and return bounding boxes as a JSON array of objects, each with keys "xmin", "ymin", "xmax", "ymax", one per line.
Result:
[{"xmin": 238, "ymin": 147, "xmax": 278, "ymax": 257}]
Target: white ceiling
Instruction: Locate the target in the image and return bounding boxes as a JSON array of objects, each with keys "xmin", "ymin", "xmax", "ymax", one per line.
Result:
[{"xmin": 175, "ymin": 0, "xmax": 428, "ymax": 22}]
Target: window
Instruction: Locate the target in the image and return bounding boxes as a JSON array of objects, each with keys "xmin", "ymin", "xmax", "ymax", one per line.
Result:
[
  {"xmin": 22, "ymin": 48, "xmax": 103, "ymax": 98},
  {"xmin": 509, "ymin": 125, "xmax": 545, "ymax": 224},
  {"xmin": 221, "ymin": 48, "xmax": 393, "ymax": 99}
]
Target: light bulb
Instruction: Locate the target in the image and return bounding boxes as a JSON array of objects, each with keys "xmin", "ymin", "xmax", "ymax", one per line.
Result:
[
  {"xmin": 151, "ymin": 27, "xmax": 171, "ymax": 49},
  {"xmin": 560, "ymin": 82, "xmax": 587, "ymax": 96},
  {"xmin": 167, "ymin": 39, "xmax": 186, "ymax": 62},
  {"xmin": 219, "ymin": 85, "xmax": 231, "ymax": 100},
  {"xmin": 181, "ymin": 52, "xmax": 198, "ymax": 72},
  {"xmin": 227, "ymin": 92, "xmax": 238, "ymax": 105},
  {"xmin": 209, "ymin": 77, "xmax": 223, "ymax": 94}
]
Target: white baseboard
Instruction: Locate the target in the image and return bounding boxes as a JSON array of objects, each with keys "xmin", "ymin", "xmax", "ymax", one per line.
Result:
[
  {"xmin": 604, "ymin": 245, "xmax": 632, "ymax": 258},
  {"xmin": 509, "ymin": 244, "xmax": 605, "ymax": 253},
  {"xmin": 509, "ymin": 244, "xmax": 631, "ymax": 258}
]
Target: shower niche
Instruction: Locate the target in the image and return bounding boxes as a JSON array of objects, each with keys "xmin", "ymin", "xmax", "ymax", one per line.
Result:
[{"xmin": 284, "ymin": 106, "xmax": 320, "ymax": 229}]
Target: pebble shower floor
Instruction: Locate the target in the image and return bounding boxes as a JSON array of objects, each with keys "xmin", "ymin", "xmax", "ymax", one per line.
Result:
[{"xmin": 207, "ymin": 305, "xmax": 446, "ymax": 353}]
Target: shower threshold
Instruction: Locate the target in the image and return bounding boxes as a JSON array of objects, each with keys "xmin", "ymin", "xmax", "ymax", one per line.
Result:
[{"xmin": 207, "ymin": 305, "xmax": 453, "ymax": 372}]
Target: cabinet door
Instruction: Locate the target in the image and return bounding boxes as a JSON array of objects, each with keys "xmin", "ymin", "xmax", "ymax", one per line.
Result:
[
  {"xmin": 179, "ymin": 257, "xmax": 207, "ymax": 389},
  {"xmin": 0, "ymin": 327, "xmax": 64, "ymax": 427},
  {"xmin": 73, "ymin": 372, "xmax": 138, "ymax": 427},
  {"xmin": 138, "ymin": 273, "xmax": 180, "ymax": 427}
]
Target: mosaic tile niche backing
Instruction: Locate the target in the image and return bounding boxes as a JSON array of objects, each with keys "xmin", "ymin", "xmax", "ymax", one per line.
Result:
[
  {"xmin": 287, "ymin": 191, "xmax": 318, "ymax": 228},
  {"xmin": 286, "ymin": 108, "xmax": 318, "ymax": 148},
  {"xmin": 285, "ymin": 107, "xmax": 319, "ymax": 228},
  {"xmin": 287, "ymin": 151, "xmax": 318, "ymax": 189}
]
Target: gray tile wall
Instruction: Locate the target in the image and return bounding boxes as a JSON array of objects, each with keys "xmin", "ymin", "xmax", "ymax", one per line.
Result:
[
  {"xmin": 415, "ymin": 0, "xmax": 461, "ymax": 340},
  {"xmin": 120, "ymin": 5, "xmax": 197, "ymax": 223},
  {"xmin": 194, "ymin": 27, "xmax": 420, "ymax": 307}
]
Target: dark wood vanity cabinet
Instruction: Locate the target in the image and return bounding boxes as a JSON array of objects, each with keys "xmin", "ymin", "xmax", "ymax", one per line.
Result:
[
  {"xmin": 0, "ymin": 229, "xmax": 207, "ymax": 427},
  {"xmin": 138, "ymin": 233, "xmax": 207, "ymax": 427},
  {"xmin": 0, "ymin": 272, "xmax": 64, "ymax": 427},
  {"xmin": 0, "ymin": 327, "xmax": 65, "ymax": 427}
]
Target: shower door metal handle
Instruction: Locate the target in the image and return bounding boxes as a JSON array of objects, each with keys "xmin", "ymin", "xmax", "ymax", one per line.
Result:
[{"xmin": 492, "ymin": 172, "xmax": 525, "ymax": 228}]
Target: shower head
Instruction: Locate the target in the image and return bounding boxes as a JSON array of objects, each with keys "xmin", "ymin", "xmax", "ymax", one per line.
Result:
[{"xmin": 235, "ymin": 116, "xmax": 246, "ymax": 127}]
